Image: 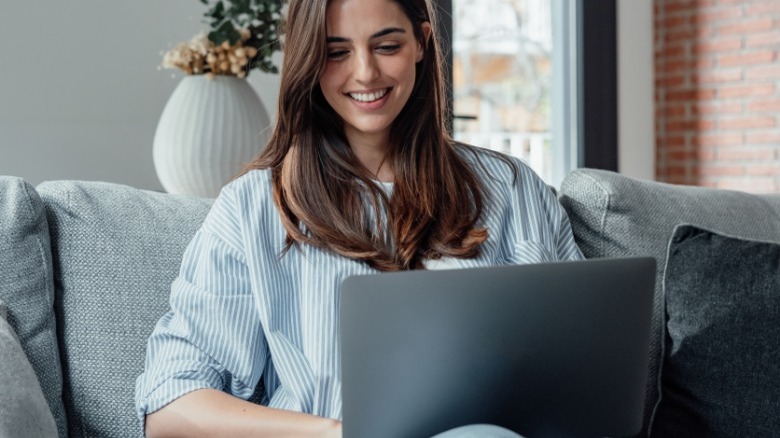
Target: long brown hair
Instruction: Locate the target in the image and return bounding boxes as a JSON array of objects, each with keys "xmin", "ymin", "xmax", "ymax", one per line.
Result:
[{"xmin": 242, "ymin": 0, "xmax": 514, "ymax": 271}]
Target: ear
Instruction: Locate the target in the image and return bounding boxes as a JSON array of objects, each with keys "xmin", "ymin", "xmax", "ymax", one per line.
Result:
[{"xmin": 416, "ymin": 22, "xmax": 432, "ymax": 63}]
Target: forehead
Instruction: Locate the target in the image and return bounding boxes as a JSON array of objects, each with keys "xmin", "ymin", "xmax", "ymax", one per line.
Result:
[{"xmin": 325, "ymin": 0, "xmax": 412, "ymax": 37}]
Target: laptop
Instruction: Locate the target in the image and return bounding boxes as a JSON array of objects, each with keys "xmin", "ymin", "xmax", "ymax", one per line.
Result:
[{"xmin": 340, "ymin": 257, "xmax": 655, "ymax": 438}]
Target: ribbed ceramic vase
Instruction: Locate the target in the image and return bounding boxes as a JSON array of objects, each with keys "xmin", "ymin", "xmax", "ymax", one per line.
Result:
[{"xmin": 153, "ymin": 75, "xmax": 270, "ymax": 198}]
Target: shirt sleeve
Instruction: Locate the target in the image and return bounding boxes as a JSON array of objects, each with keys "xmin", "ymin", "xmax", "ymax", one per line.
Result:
[
  {"xmin": 134, "ymin": 187, "xmax": 267, "ymax": 420},
  {"xmin": 508, "ymin": 162, "xmax": 584, "ymax": 263},
  {"xmin": 552, "ymin": 198, "xmax": 584, "ymax": 261}
]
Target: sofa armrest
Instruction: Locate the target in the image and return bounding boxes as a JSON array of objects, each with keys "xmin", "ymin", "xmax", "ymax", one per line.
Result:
[{"xmin": 0, "ymin": 300, "xmax": 58, "ymax": 438}]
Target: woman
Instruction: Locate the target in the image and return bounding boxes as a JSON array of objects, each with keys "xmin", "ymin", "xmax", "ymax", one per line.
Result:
[{"xmin": 135, "ymin": 0, "xmax": 582, "ymax": 435}]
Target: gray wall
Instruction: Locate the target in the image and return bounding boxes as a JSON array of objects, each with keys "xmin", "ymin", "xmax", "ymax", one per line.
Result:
[
  {"xmin": 0, "ymin": 1, "xmax": 281, "ymax": 191},
  {"xmin": 0, "ymin": 1, "xmax": 653, "ymax": 190}
]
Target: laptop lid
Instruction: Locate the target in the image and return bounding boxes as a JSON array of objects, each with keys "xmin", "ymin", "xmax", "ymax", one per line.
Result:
[{"xmin": 340, "ymin": 257, "xmax": 655, "ymax": 438}]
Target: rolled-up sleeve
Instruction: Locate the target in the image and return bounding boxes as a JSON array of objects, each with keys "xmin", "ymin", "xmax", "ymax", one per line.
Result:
[{"xmin": 135, "ymin": 189, "xmax": 267, "ymax": 420}]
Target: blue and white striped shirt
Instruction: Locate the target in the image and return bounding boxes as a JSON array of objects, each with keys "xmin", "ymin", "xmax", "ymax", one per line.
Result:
[{"xmin": 135, "ymin": 149, "xmax": 583, "ymax": 421}]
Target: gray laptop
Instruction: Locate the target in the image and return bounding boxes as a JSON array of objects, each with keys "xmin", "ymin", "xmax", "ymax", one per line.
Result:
[{"xmin": 340, "ymin": 257, "xmax": 655, "ymax": 438}]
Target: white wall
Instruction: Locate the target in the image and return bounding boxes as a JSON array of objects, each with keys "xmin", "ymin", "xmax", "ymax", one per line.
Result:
[
  {"xmin": 0, "ymin": 1, "xmax": 280, "ymax": 190},
  {"xmin": 617, "ymin": 0, "xmax": 655, "ymax": 181}
]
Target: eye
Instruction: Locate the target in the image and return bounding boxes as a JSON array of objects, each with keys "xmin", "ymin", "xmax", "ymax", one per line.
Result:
[
  {"xmin": 376, "ymin": 44, "xmax": 401, "ymax": 54},
  {"xmin": 327, "ymin": 50, "xmax": 349, "ymax": 61}
]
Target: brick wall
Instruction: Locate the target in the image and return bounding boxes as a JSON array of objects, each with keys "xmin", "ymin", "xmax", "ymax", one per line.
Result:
[{"xmin": 655, "ymin": 0, "xmax": 780, "ymax": 193}]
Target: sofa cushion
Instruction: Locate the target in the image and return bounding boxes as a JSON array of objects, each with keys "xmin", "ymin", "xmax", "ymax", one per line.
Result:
[
  {"xmin": 37, "ymin": 180, "xmax": 212, "ymax": 438},
  {"xmin": 650, "ymin": 225, "xmax": 780, "ymax": 436},
  {"xmin": 558, "ymin": 169, "xmax": 780, "ymax": 436},
  {"xmin": 0, "ymin": 299, "xmax": 58, "ymax": 438},
  {"xmin": 0, "ymin": 176, "xmax": 67, "ymax": 436}
]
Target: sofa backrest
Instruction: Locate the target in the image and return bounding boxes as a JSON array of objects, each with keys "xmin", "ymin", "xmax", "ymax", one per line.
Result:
[
  {"xmin": 0, "ymin": 176, "xmax": 67, "ymax": 437},
  {"xmin": 558, "ymin": 168, "xmax": 780, "ymax": 437},
  {"xmin": 36, "ymin": 180, "xmax": 212, "ymax": 438}
]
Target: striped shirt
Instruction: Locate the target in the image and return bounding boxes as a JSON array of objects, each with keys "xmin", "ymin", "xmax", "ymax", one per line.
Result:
[{"xmin": 134, "ymin": 148, "xmax": 583, "ymax": 421}]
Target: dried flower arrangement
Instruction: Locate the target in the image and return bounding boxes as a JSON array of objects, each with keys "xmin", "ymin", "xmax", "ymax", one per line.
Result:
[{"xmin": 161, "ymin": 0, "xmax": 283, "ymax": 79}]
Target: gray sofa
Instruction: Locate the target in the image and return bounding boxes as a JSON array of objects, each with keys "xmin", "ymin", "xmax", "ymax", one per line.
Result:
[{"xmin": 1, "ymin": 169, "xmax": 778, "ymax": 438}]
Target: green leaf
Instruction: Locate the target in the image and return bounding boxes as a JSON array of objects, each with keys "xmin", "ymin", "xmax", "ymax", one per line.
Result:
[
  {"xmin": 208, "ymin": 20, "xmax": 242, "ymax": 45},
  {"xmin": 206, "ymin": 1, "xmax": 225, "ymax": 20}
]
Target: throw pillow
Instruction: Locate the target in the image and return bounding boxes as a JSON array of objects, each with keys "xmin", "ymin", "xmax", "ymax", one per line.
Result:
[
  {"xmin": 0, "ymin": 299, "xmax": 58, "ymax": 438},
  {"xmin": 559, "ymin": 169, "xmax": 780, "ymax": 436},
  {"xmin": 37, "ymin": 180, "xmax": 213, "ymax": 437},
  {"xmin": 649, "ymin": 225, "xmax": 780, "ymax": 436},
  {"xmin": 0, "ymin": 176, "xmax": 66, "ymax": 435}
]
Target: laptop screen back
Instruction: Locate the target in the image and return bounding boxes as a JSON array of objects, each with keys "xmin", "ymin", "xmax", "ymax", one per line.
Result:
[{"xmin": 340, "ymin": 257, "xmax": 655, "ymax": 438}]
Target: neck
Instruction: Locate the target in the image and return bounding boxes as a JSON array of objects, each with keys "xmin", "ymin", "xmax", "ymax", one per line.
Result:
[{"xmin": 346, "ymin": 129, "xmax": 394, "ymax": 182}]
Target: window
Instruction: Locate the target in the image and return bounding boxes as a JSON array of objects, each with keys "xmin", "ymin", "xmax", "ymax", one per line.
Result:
[{"xmin": 441, "ymin": 0, "xmax": 617, "ymax": 187}]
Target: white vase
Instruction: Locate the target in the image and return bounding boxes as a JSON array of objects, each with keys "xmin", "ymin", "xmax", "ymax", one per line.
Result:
[{"xmin": 153, "ymin": 75, "xmax": 270, "ymax": 198}]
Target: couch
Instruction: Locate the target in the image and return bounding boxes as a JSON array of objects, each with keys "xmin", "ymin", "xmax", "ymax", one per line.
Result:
[{"xmin": 1, "ymin": 169, "xmax": 778, "ymax": 438}]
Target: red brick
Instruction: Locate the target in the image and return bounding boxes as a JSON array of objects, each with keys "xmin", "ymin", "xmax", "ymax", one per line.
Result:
[
  {"xmin": 718, "ymin": 17, "xmax": 774, "ymax": 35},
  {"xmin": 662, "ymin": 104, "xmax": 688, "ymax": 118},
  {"xmin": 696, "ymin": 57, "xmax": 716, "ymax": 69},
  {"xmin": 665, "ymin": 1, "xmax": 696, "ymax": 14},
  {"xmin": 667, "ymin": 148, "xmax": 697, "ymax": 162},
  {"xmin": 694, "ymin": 133, "xmax": 743, "ymax": 146},
  {"xmin": 746, "ymin": 32, "xmax": 780, "ymax": 48},
  {"xmin": 719, "ymin": 51, "xmax": 775, "ymax": 67},
  {"xmin": 697, "ymin": 68, "xmax": 742, "ymax": 84},
  {"xmin": 700, "ymin": 165, "xmax": 746, "ymax": 176},
  {"xmin": 666, "ymin": 135, "xmax": 689, "ymax": 148},
  {"xmin": 708, "ymin": 0, "xmax": 747, "ymax": 5},
  {"xmin": 666, "ymin": 164, "xmax": 691, "ymax": 178},
  {"xmin": 748, "ymin": 98, "xmax": 780, "ymax": 113},
  {"xmin": 693, "ymin": 101, "xmax": 742, "ymax": 115},
  {"xmin": 692, "ymin": 6, "xmax": 743, "ymax": 25},
  {"xmin": 667, "ymin": 119, "xmax": 717, "ymax": 132},
  {"xmin": 693, "ymin": 38, "xmax": 742, "ymax": 54},
  {"xmin": 746, "ymin": 64, "xmax": 780, "ymax": 80},
  {"xmin": 657, "ymin": 76, "xmax": 685, "ymax": 89},
  {"xmin": 719, "ymin": 117, "xmax": 776, "ymax": 130},
  {"xmin": 664, "ymin": 14, "xmax": 691, "ymax": 29},
  {"xmin": 664, "ymin": 28, "xmax": 696, "ymax": 45},
  {"xmin": 747, "ymin": 130, "xmax": 780, "ymax": 144},
  {"xmin": 747, "ymin": 164, "xmax": 780, "ymax": 177},
  {"xmin": 698, "ymin": 146, "xmax": 717, "ymax": 161},
  {"xmin": 716, "ymin": 178, "xmax": 775, "ymax": 193},
  {"xmin": 662, "ymin": 59, "xmax": 697, "ymax": 74},
  {"xmin": 718, "ymin": 83, "xmax": 775, "ymax": 99},
  {"xmin": 665, "ymin": 88, "xmax": 717, "ymax": 101},
  {"xmin": 746, "ymin": 1, "xmax": 780, "ymax": 15},
  {"xmin": 717, "ymin": 147, "xmax": 775, "ymax": 161},
  {"xmin": 663, "ymin": 43, "xmax": 688, "ymax": 58}
]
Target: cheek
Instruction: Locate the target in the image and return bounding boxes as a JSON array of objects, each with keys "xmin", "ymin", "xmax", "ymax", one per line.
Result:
[
  {"xmin": 318, "ymin": 67, "xmax": 341, "ymax": 97},
  {"xmin": 388, "ymin": 55, "xmax": 418, "ymax": 86}
]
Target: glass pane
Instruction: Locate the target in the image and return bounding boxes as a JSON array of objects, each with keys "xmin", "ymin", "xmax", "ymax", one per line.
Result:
[{"xmin": 452, "ymin": 0, "xmax": 555, "ymax": 183}]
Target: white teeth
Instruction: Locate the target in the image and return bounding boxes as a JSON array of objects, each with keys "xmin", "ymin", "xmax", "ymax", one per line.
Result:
[{"xmin": 349, "ymin": 88, "xmax": 388, "ymax": 102}]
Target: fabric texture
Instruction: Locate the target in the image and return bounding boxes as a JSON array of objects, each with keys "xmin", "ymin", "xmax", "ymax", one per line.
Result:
[
  {"xmin": 649, "ymin": 225, "xmax": 780, "ymax": 437},
  {"xmin": 37, "ymin": 180, "xmax": 213, "ymax": 438},
  {"xmin": 0, "ymin": 299, "xmax": 58, "ymax": 438},
  {"xmin": 558, "ymin": 169, "xmax": 780, "ymax": 436},
  {"xmin": 135, "ymin": 149, "xmax": 584, "ymax": 423},
  {"xmin": 0, "ymin": 176, "xmax": 67, "ymax": 436}
]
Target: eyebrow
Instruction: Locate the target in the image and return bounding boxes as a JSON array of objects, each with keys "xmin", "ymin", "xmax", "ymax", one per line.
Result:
[{"xmin": 326, "ymin": 27, "xmax": 406, "ymax": 43}]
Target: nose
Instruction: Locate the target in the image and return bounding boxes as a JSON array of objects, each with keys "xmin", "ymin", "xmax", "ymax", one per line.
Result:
[{"xmin": 354, "ymin": 49, "xmax": 380, "ymax": 84}]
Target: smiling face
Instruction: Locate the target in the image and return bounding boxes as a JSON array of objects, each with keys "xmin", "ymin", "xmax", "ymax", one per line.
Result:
[{"xmin": 319, "ymin": 0, "xmax": 429, "ymax": 154}]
